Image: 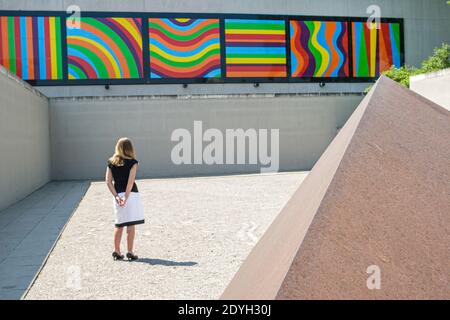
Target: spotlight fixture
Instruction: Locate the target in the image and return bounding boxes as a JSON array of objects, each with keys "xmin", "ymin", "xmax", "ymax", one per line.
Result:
[
  {"xmin": 319, "ymin": 82, "xmax": 326, "ymax": 88},
  {"xmin": 105, "ymin": 84, "xmax": 110, "ymax": 90},
  {"xmin": 183, "ymin": 83, "xmax": 188, "ymax": 88},
  {"xmin": 253, "ymin": 82, "xmax": 260, "ymax": 88}
]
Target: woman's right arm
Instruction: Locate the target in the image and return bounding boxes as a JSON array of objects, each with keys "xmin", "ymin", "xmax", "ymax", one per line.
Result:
[{"xmin": 106, "ymin": 167, "xmax": 121, "ymax": 204}]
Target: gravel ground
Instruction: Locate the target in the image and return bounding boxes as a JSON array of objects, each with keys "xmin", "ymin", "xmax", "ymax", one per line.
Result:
[{"xmin": 25, "ymin": 172, "xmax": 308, "ymax": 300}]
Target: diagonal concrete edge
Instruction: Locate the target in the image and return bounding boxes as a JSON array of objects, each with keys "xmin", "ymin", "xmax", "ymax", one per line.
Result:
[
  {"xmin": 220, "ymin": 79, "xmax": 381, "ymax": 300},
  {"xmin": 222, "ymin": 76, "xmax": 450, "ymax": 299},
  {"xmin": 275, "ymin": 76, "xmax": 450, "ymax": 299}
]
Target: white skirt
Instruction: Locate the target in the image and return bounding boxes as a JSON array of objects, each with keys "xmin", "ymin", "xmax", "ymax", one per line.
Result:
[{"xmin": 113, "ymin": 192, "xmax": 145, "ymax": 227}]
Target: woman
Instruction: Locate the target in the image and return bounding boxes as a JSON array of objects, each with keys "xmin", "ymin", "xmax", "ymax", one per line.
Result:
[{"xmin": 106, "ymin": 137, "xmax": 144, "ymax": 261}]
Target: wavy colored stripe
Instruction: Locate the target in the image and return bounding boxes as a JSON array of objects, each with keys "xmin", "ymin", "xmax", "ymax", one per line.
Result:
[
  {"xmin": 325, "ymin": 22, "xmax": 340, "ymax": 77},
  {"xmin": 151, "ymin": 55, "xmax": 220, "ymax": 73},
  {"xmin": 314, "ymin": 21, "xmax": 330, "ymax": 76},
  {"xmin": 324, "ymin": 22, "xmax": 339, "ymax": 77},
  {"xmin": 150, "ymin": 19, "xmax": 218, "ymax": 36},
  {"xmin": 151, "ymin": 38, "xmax": 219, "ymax": 57},
  {"xmin": 150, "ymin": 30, "xmax": 219, "ymax": 51},
  {"xmin": 150, "ymin": 43, "xmax": 220, "ymax": 63},
  {"xmin": 149, "ymin": 18, "xmax": 221, "ymax": 79},
  {"xmin": 150, "ymin": 48, "xmax": 220, "ymax": 68},
  {"xmin": 149, "ymin": 21, "xmax": 218, "ymax": 41},
  {"xmin": 151, "ymin": 59, "xmax": 220, "ymax": 78},
  {"xmin": 153, "ymin": 18, "xmax": 217, "ymax": 34},
  {"xmin": 298, "ymin": 21, "xmax": 314, "ymax": 76}
]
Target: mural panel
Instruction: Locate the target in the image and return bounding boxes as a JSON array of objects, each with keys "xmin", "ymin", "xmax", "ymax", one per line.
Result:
[
  {"xmin": 225, "ymin": 19, "xmax": 287, "ymax": 78},
  {"xmin": 0, "ymin": 16, "xmax": 63, "ymax": 80},
  {"xmin": 149, "ymin": 18, "xmax": 221, "ymax": 78},
  {"xmin": 352, "ymin": 21, "xmax": 402, "ymax": 77},
  {"xmin": 67, "ymin": 17, "xmax": 143, "ymax": 80},
  {"xmin": 379, "ymin": 22, "xmax": 401, "ymax": 72},
  {"xmin": 290, "ymin": 20, "xmax": 349, "ymax": 78}
]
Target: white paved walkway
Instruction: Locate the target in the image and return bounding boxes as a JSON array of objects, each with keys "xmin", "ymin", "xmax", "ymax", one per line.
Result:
[{"xmin": 25, "ymin": 172, "xmax": 308, "ymax": 300}]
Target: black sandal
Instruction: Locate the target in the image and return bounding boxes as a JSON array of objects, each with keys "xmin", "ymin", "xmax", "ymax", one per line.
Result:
[
  {"xmin": 126, "ymin": 252, "xmax": 138, "ymax": 261},
  {"xmin": 112, "ymin": 252, "xmax": 124, "ymax": 260}
]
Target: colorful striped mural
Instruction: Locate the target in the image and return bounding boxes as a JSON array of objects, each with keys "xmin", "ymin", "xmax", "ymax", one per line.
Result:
[
  {"xmin": 352, "ymin": 21, "xmax": 402, "ymax": 77},
  {"xmin": 0, "ymin": 16, "xmax": 63, "ymax": 80},
  {"xmin": 67, "ymin": 17, "xmax": 143, "ymax": 80},
  {"xmin": 352, "ymin": 22, "xmax": 378, "ymax": 77},
  {"xmin": 379, "ymin": 22, "xmax": 401, "ymax": 72},
  {"xmin": 225, "ymin": 19, "xmax": 287, "ymax": 78},
  {"xmin": 290, "ymin": 20, "xmax": 349, "ymax": 77},
  {"xmin": 149, "ymin": 18, "xmax": 221, "ymax": 78}
]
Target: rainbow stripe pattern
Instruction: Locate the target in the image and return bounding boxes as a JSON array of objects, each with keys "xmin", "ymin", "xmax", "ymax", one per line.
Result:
[
  {"xmin": 0, "ymin": 16, "xmax": 63, "ymax": 80},
  {"xmin": 67, "ymin": 17, "xmax": 143, "ymax": 80},
  {"xmin": 352, "ymin": 22, "xmax": 378, "ymax": 77},
  {"xmin": 225, "ymin": 19, "xmax": 287, "ymax": 78},
  {"xmin": 290, "ymin": 20, "xmax": 348, "ymax": 77},
  {"xmin": 149, "ymin": 18, "xmax": 221, "ymax": 78},
  {"xmin": 379, "ymin": 22, "xmax": 401, "ymax": 72}
]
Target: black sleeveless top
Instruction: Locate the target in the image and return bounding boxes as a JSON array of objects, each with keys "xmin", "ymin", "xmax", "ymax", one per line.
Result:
[{"xmin": 107, "ymin": 158, "xmax": 139, "ymax": 194}]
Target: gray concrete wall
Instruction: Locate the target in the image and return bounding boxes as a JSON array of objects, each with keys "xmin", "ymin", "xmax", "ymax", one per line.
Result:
[
  {"xmin": 49, "ymin": 94, "xmax": 362, "ymax": 180},
  {"xmin": 410, "ymin": 68, "xmax": 450, "ymax": 111},
  {"xmin": 1, "ymin": 0, "xmax": 448, "ymax": 97},
  {"xmin": 0, "ymin": 66, "xmax": 51, "ymax": 211}
]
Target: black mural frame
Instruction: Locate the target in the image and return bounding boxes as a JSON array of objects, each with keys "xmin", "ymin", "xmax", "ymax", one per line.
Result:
[{"xmin": 0, "ymin": 10, "xmax": 405, "ymax": 86}]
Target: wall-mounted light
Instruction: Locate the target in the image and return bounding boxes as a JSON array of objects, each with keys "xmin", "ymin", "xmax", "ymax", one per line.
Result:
[
  {"xmin": 183, "ymin": 83, "xmax": 188, "ymax": 88},
  {"xmin": 319, "ymin": 82, "xmax": 326, "ymax": 88},
  {"xmin": 105, "ymin": 84, "xmax": 110, "ymax": 90},
  {"xmin": 253, "ymin": 83, "xmax": 260, "ymax": 88}
]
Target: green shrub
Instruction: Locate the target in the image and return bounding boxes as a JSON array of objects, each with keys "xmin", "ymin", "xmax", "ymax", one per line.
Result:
[
  {"xmin": 420, "ymin": 43, "xmax": 450, "ymax": 73},
  {"xmin": 365, "ymin": 42, "xmax": 450, "ymax": 91}
]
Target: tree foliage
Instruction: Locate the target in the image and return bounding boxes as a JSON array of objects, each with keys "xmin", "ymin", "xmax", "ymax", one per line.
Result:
[{"xmin": 366, "ymin": 43, "xmax": 450, "ymax": 92}]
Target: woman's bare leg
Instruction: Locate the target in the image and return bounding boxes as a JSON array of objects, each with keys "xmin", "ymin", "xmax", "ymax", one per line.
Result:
[
  {"xmin": 114, "ymin": 227, "xmax": 124, "ymax": 253},
  {"xmin": 127, "ymin": 225, "xmax": 135, "ymax": 253}
]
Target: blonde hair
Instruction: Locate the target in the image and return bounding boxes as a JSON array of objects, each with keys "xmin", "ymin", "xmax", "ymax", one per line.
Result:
[{"xmin": 108, "ymin": 137, "xmax": 136, "ymax": 166}]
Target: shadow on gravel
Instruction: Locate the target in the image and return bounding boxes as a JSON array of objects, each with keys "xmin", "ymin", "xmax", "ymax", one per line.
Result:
[{"xmin": 135, "ymin": 258, "xmax": 198, "ymax": 267}]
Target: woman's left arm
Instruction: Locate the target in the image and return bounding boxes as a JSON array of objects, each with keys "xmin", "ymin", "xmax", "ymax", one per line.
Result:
[{"xmin": 122, "ymin": 163, "xmax": 138, "ymax": 206}]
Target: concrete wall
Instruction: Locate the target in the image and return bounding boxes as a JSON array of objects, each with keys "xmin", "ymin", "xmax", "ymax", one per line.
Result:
[
  {"xmin": 0, "ymin": 0, "xmax": 448, "ymax": 97},
  {"xmin": 0, "ymin": 66, "xmax": 51, "ymax": 211},
  {"xmin": 410, "ymin": 68, "xmax": 450, "ymax": 111},
  {"xmin": 49, "ymin": 94, "xmax": 362, "ymax": 180}
]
